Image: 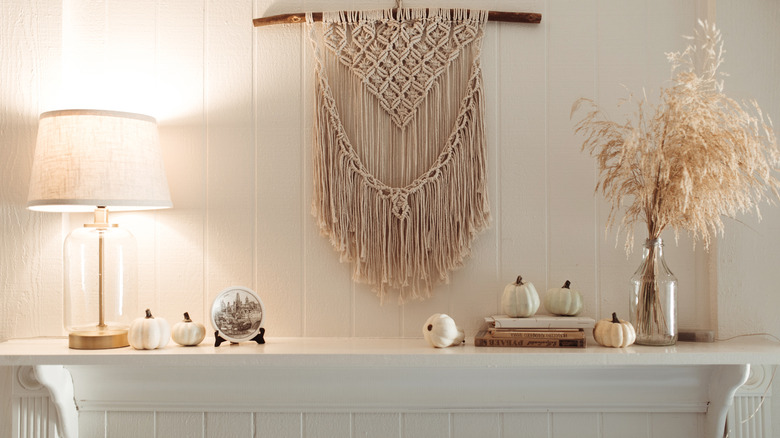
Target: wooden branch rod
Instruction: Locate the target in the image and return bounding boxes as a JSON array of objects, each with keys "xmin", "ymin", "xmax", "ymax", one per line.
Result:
[{"xmin": 254, "ymin": 10, "xmax": 541, "ymax": 27}]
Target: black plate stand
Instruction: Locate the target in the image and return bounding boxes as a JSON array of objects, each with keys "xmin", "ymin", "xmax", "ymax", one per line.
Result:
[{"xmin": 214, "ymin": 328, "xmax": 266, "ymax": 347}]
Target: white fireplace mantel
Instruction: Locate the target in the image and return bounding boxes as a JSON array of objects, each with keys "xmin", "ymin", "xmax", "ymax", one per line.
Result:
[{"xmin": 2, "ymin": 336, "xmax": 779, "ymax": 438}]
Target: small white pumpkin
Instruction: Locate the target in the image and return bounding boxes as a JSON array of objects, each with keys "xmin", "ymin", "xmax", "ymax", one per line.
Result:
[
  {"xmin": 544, "ymin": 280, "xmax": 584, "ymax": 316},
  {"xmin": 128, "ymin": 309, "xmax": 170, "ymax": 350},
  {"xmin": 593, "ymin": 312, "xmax": 636, "ymax": 348},
  {"xmin": 501, "ymin": 275, "xmax": 540, "ymax": 318},
  {"xmin": 423, "ymin": 313, "xmax": 464, "ymax": 348},
  {"xmin": 171, "ymin": 312, "xmax": 206, "ymax": 346}
]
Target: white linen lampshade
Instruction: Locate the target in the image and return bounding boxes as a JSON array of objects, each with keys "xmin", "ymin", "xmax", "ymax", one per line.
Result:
[
  {"xmin": 27, "ymin": 109, "xmax": 172, "ymax": 349},
  {"xmin": 27, "ymin": 109, "xmax": 172, "ymax": 212}
]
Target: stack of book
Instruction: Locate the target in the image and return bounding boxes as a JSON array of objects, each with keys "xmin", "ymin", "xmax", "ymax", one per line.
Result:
[{"xmin": 475, "ymin": 315, "xmax": 596, "ymax": 348}]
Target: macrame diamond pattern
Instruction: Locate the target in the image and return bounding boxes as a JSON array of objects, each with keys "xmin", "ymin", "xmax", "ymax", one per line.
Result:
[
  {"xmin": 308, "ymin": 10, "xmax": 491, "ymax": 301},
  {"xmin": 324, "ymin": 14, "xmax": 481, "ymax": 128}
]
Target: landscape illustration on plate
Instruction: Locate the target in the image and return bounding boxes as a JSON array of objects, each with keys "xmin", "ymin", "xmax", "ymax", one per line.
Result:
[{"xmin": 213, "ymin": 289, "xmax": 263, "ymax": 338}]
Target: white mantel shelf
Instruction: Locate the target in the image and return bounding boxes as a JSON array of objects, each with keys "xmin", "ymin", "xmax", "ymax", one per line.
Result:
[
  {"xmin": 3, "ymin": 336, "xmax": 779, "ymax": 438},
  {"xmin": 2, "ymin": 335, "xmax": 779, "ymax": 366}
]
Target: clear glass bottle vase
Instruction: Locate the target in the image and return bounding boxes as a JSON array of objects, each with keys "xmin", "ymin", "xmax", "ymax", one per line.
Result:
[{"xmin": 629, "ymin": 238, "xmax": 678, "ymax": 346}]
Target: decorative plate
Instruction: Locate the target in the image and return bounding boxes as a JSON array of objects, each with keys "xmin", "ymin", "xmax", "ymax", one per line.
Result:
[{"xmin": 210, "ymin": 286, "xmax": 265, "ymax": 343}]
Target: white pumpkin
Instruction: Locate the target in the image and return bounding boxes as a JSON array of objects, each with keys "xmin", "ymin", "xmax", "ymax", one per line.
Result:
[
  {"xmin": 128, "ymin": 309, "xmax": 170, "ymax": 350},
  {"xmin": 171, "ymin": 312, "xmax": 206, "ymax": 346},
  {"xmin": 423, "ymin": 313, "xmax": 464, "ymax": 348},
  {"xmin": 544, "ymin": 280, "xmax": 584, "ymax": 316},
  {"xmin": 593, "ymin": 313, "xmax": 636, "ymax": 348},
  {"xmin": 501, "ymin": 275, "xmax": 540, "ymax": 317}
]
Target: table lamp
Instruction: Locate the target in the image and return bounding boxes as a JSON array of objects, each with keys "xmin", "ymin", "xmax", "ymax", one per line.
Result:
[{"xmin": 27, "ymin": 109, "xmax": 172, "ymax": 349}]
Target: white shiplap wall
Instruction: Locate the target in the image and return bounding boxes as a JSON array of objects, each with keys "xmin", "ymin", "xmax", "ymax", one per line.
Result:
[
  {"xmin": 250, "ymin": 0, "xmax": 711, "ymax": 339},
  {"xmin": 0, "ymin": 0, "xmax": 710, "ymax": 343},
  {"xmin": 714, "ymin": 1, "xmax": 780, "ymax": 435},
  {"xmin": 2, "ymin": 0, "xmax": 780, "ymax": 436}
]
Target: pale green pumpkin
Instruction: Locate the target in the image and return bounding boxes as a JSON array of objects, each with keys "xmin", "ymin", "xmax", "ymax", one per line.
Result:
[
  {"xmin": 171, "ymin": 312, "xmax": 206, "ymax": 346},
  {"xmin": 501, "ymin": 275, "xmax": 539, "ymax": 318},
  {"xmin": 544, "ymin": 280, "xmax": 583, "ymax": 316}
]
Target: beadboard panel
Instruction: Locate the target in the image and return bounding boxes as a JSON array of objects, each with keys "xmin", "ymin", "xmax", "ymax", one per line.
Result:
[
  {"xmin": 255, "ymin": 412, "xmax": 302, "ymax": 438},
  {"xmin": 157, "ymin": 412, "xmax": 204, "ymax": 438},
  {"xmin": 76, "ymin": 410, "xmax": 705, "ymax": 438},
  {"xmin": 106, "ymin": 412, "xmax": 154, "ymax": 438}
]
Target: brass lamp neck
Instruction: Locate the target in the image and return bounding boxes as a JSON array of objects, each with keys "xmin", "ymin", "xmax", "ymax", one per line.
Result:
[{"xmin": 85, "ymin": 207, "xmax": 118, "ymax": 229}]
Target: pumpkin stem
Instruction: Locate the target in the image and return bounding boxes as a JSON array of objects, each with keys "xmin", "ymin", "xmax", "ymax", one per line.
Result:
[
  {"xmin": 612, "ymin": 312, "xmax": 620, "ymax": 324},
  {"xmin": 515, "ymin": 275, "xmax": 523, "ymax": 285},
  {"xmin": 145, "ymin": 309, "xmax": 153, "ymax": 319},
  {"xmin": 563, "ymin": 280, "xmax": 571, "ymax": 288},
  {"xmin": 183, "ymin": 312, "xmax": 191, "ymax": 322}
]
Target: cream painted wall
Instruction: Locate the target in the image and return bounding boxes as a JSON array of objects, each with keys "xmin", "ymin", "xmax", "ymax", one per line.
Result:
[
  {"xmin": 714, "ymin": 0, "xmax": 780, "ymax": 432},
  {"xmin": 2, "ymin": 0, "xmax": 718, "ymax": 340},
  {"xmin": 1, "ymin": 0, "xmax": 779, "ymax": 435}
]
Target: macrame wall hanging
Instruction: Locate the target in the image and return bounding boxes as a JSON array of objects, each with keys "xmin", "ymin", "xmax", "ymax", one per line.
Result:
[{"xmin": 306, "ymin": 7, "xmax": 491, "ymax": 302}]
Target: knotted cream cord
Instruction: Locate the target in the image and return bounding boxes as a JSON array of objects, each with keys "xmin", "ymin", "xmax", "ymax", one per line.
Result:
[{"xmin": 307, "ymin": 9, "xmax": 490, "ymax": 302}]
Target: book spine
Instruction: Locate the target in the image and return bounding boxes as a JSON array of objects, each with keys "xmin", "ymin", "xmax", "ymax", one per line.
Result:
[
  {"xmin": 492, "ymin": 321, "xmax": 591, "ymax": 330},
  {"xmin": 474, "ymin": 336, "xmax": 586, "ymax": 348},
  {"xmin": 487, "ymin": 329, "xmax": 585, "ymax": 340}
]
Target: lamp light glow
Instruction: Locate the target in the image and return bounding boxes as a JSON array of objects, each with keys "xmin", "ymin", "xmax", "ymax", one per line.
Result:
[{"xmin": 27, "ymin": 109, "xmax": 172, "ymax": 349}]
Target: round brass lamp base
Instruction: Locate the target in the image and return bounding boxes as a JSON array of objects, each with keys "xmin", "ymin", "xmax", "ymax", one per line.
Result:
[{"xmin": 69, "ymin": 329, "xmax": 129, "ymax": 349}]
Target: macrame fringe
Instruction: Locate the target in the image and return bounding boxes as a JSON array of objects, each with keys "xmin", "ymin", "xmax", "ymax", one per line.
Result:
[{"xmin": 308, "ymin": 10, "xmax": 491, "ymax": 303}]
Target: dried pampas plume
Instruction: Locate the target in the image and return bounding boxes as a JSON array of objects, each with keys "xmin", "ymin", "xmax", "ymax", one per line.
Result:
[{"xmin": 572, "ymin": 20, "xmax": 780, "ymax": 253}]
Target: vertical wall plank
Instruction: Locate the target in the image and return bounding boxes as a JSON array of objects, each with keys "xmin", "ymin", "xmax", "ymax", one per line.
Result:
[
  {"xmin": 205, "ymin": 0, "xmax": 256, "ymax": 304},
  {"xmin": 0, "ymin": 367, "xmax": 10, "ymax": 438},
  {"xmin": 107, "ymin": 412, "xmax": 155, "ymax": 438},
  {"xmin": 0, "ymin": 0, "xmax": 63, "ymax": 341},
  {"xmin": 157, "ymin": 412, "xmax": 204, "ymax": 438},
  {"xmin": 206, "ymin": 412, "xmax": 253, "ymax": 438},
  {"xmin": 255, "ymin": 24, "xmax": 306, "ymax": 336},
  {"xmin": 304, "ymin": 413, "xmax": 351, "ymax": 438},
  {"xmin": 547, "ymin": 0, "xmax": 599, "ymax": 316},
  {"xmin": 714, "ymin": 0, "xmax": 780, "ymax": 428},
  {"xmin": 603, "ymin": 413, "xmax": 649, "ymax": 438},
  {"xmin": 496, "ymin": 2, "xmax": 550, "ymax": 309},
  {"xmin": 353, "ymin": 413, "xmax": 400, "ymax": 438},
  {"xmin": 154, "ymin": 0, "xmax": 207, "ymax": 324},
  {"xmin": 452, "ymin": 413, "xmax": 500, "ymax": 438},
  {"xmin": 255, "ymin": 412, "xmax": 302, "ymax": 438},
  {"xmin": 716, "ymin": 0, "xmax": 780, "ymax": 337},
  {"xmin": 402, "ymin": 413, "xmax": 449, "ymax": 438},
  {"xmin": 550, "ymin": 413, "xmax": 599, "ymax": 438},
  {"xmin": 79, "ymin": 411, "xmax": 106, "ymax": 438},
  {"xmin": 104, "ymin": 0, "xmax": 158, "ymax": 113},
  {"xmin": 354, "ymin": 289, "xmax": 402, "ymax": 337},
  {"xmin": 502, "ymin": 413, "xmax": 549, "ymax": 437},
  {"xmin": 649, "ymin": 413, "xmax": 701, "ymax": 438}
]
